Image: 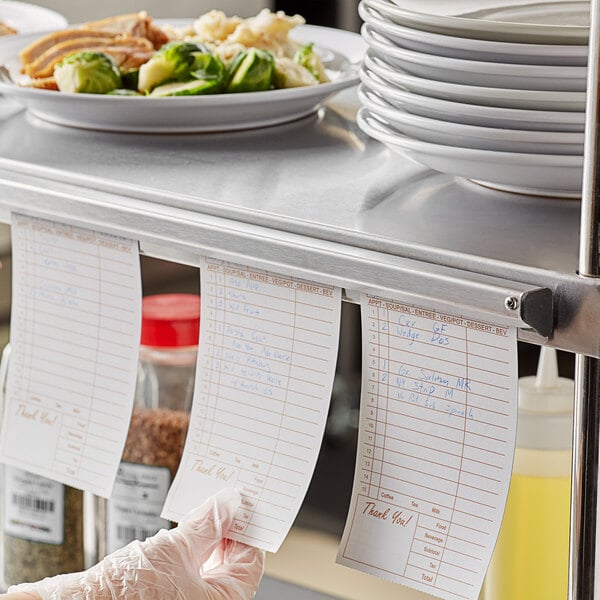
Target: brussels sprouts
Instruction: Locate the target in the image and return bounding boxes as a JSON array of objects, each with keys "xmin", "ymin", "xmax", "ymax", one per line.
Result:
[
  {"xmin": 120, "ymin": 68, "xmax": 139, "ymax": 91},
  {"xmin": 138, "ymin": 41, "xmax": 209, "ymax": 93},
  {"xmin": 294, "ymin": 43, "xmax": 328, "ymax": 83},
  {"xmin": 190, "ymin": 53, "xmax": 225, "ymax": 85},
  {"xmin": 54, "ymin": 51, "xmax": 121, "ymax": 94},
  {"xmin": 149, "ymin": 78, "xmax": 221, "ymax": 97},
  {"xmin": 226, "ymin": 48, "xmax": 274, "ymax": 93}
]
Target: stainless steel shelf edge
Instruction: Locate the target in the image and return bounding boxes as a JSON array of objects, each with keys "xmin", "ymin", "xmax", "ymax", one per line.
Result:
[
  {"xmin": 0, "ymin": 153, "xmax": 579, "ymax": 291},
  {"xmin": 0, "ymin": 171, "xmax": 553, "ymax": 335}
]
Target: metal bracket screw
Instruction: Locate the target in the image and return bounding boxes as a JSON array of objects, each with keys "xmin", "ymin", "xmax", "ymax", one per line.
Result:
[{"xmin": 504, "ymin": 296, "xmax": 520, "ymax": 311}]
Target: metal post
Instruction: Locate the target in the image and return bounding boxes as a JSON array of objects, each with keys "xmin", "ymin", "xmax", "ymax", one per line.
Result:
[{"xmin": 571, "ymin": 0, "xmax": 600, "ymax": 598}]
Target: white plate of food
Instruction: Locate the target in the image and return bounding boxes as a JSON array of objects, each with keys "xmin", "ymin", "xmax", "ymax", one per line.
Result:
[
  {"xmin": 0, "ymin": 0, "xmax": 67, "ymax": 36},
  {"xmin": 359, "ymin": 67, "xmax": 584, "ymax": 131},
  {"xmin": 371, "ymin": 0, "xmax": 588, "ymax": 43},
  {"xmin": 362, "ymin": 51, "xmax": 586, "ymax": 111},
  {"xmin": 0, "ymin": 14, "xmax": 365, "ymax": 132},
  {"xmin": 362, "ymin": 25, "xmax": 587, "ymax": 91},
  {"xmin": 357, "ymin": 107, "xmax": 583, "ymax": 198},
  {"xmin": 358, "ymin": 2, "xmax": 587, "ymax": 65}
]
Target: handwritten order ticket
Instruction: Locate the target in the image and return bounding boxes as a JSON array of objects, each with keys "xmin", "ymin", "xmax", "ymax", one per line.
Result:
[
  {"xmin": 0, "ymin": 214, "xmax": 141, "ymax": 498},
  {"xmin": 337, "ymin": 294, "xmax": 517, "ymax": 600},
  {"xmin": 163, "ymin": 258, "xmax": 341, "ymax": 552}
]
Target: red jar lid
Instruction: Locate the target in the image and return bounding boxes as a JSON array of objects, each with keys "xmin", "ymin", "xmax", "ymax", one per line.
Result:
[{"xmin": 141, "ymin": 294, "xmax": 200, "ymax": 348}]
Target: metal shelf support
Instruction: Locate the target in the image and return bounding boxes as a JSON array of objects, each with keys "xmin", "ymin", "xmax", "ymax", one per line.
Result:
[{"xmin": 571, "ymin": 0, "xmax": 600, "ymax": 596}]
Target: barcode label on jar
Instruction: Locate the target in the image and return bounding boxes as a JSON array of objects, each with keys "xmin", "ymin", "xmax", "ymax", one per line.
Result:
[
  {"xmin": 3, "ymin": 466, "xmax": 65, "ymax": 544},
  {"xmin": 106, "ymin": 462, "xmax": 171, "ymax": 553},
  {"xmin": 11, "ymin": 494, "xmax": 55, "ymax": 513},
  {"xmin": 116, "ymin": 525, "xmax": 156, "ymax": 542}
]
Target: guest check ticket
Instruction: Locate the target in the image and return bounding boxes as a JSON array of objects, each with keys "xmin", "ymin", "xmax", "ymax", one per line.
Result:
[
  {"xmin": 0, "ymin": 214, "xmax": 141, "ymax": 498},
  {"xmin": 337, "ymin": 294, "xmax": 517, "ymax": 600},
  {"xmin": 163, "ymin": 257, "xmax": 341, "ymax": 552}
]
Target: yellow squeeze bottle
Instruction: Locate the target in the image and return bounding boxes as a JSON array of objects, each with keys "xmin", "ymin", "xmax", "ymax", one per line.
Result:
[{"xmin": 481, "ymin": 347, "xmax": 573, "ymax": 600}]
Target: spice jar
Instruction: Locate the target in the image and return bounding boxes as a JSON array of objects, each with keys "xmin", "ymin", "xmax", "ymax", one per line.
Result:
[
  {"xmin": 99, "ymin": 293, "xmax": 200, "ymax": 556},
  {"xmin": 0, "ymin": 345, "xmax": 84, "ymax": 590},
  {"xmin": 481, "ymin": 347, "xmax": 573, "ymax": 600}
]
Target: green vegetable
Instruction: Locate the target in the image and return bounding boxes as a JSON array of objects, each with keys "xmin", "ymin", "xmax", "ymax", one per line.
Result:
[
  {"xmin": 294, "ymin": 43, "xmax": 328, "ymax": 82},
  {"xmin": 149, "ymin": 78, "xmax": 222, "ymax": 96},
  {"xmin": 120, "ymin": 68, "xmax": 139, "ymax": 90},
  {"xmin": 54, "ymin": 51, "xmax": 121, "ymax": 94},
  {"xmin": 273, "ymin": 57, "xmax": 319, "ymax": 89},
  {"xmin": 106, "ymin": 89, "xmax": 142, "ymax": 96},
  {"xmin": 226, "ymin": 48, "xmax": 274, "ymax": 93},
  {"xmin": 190, "ymin": 53, "xmax": 225, "ymax": 83},
  {"xmin": 138, "ymin": 41, "xmax": 209, "ymax": 93}
]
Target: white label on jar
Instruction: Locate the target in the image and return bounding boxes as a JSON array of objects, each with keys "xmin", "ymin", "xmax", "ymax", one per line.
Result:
[
  {"xmin": 106, "ymin": 462, "xmax": 171, "ymax": 553},
  {"xmin": 3, "ymin": 466, "xmax": 65, "ymax": 544}
]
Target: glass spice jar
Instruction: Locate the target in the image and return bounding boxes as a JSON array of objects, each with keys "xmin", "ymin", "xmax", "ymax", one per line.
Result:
[{"xmin": 99, "ymin": 293, "xmax": 200, "ymax": 556}]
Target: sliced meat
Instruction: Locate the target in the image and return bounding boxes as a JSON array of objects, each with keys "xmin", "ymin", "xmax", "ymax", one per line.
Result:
[
  {"xmin": 26, "ymin": 35, "xmax": 153, "ymax": 78},
  {"xmin": 20, "ymin": 12, "xmax": 168, "ymax": 69},
  {"xmin": 24, "ymin": 46, "xmax": 152, "ymax": 91},
  {"xmin": 83, "ymin": 12, "xmax": 169, "ymax": 49},
  {"xmin": 23, "ymin": 75, "xmax": 58, "ymax": 90},
  {"xmin": 0, "ymin": 21, "xmax": 17, "ymax": 36},
  {"xmin": 20, "ymin": 29, "xmax": 122, "ymax": 66},
  {"xmin": 82, "ymin": 12, "xmax": 151, "ymax": 39},
  {"xmin": 146, "ymin": 22, "xmax": 170, "ymax": 49},
  {"xmin": 101, "ymin": 48, "xmax": 154, "ymax": 71}
]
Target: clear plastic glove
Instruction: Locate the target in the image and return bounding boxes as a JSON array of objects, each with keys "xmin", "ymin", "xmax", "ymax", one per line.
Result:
[{"xmin": 7, "ymin": 488, "xmax": 265, "ymax": 600}]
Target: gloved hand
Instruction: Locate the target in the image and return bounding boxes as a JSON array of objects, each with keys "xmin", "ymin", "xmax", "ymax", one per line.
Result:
[{"xmin": 8, "ymin": 488, "xmax": 265, "ymax": 600}]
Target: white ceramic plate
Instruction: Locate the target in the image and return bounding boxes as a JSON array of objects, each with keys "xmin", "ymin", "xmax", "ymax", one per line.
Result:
[
  {"xmin": 0, "ymin": 24, "xmax": 365, "ymax": 132},
  {"xmin": 359, "ymin": 2, "xmax": 587, "ymax": 65},
  {"xmin": 359, "ymin": 66, "xmax": 584, "ymax": 132},
  {"xmin": 362, "ymin": 51, "xmax": 586, "ymax": 111},
  {"xmin": 375, "ymin": 0, "xmax": 588, "ymax": 43},
  {"xmin": 368, "ymin": 0, "xmax": 581, "ymax": 16},
  {"xmin": 358, "ymin": 86, "xmax": 583, "ymax": 154},
  {"xmin": 357, "ymin": 107, "xmax": 583, "ymax": 198},
  {"xmin": 0, "ymin": 0, "xmax": 67, "ymax": 35},
  {"xmin": 462, "ymin": 1, "xmax": 588, "ymax": 25},
  {"xmin": 362, "ymin": 25, "xmax": 587, "ymax": 91}
]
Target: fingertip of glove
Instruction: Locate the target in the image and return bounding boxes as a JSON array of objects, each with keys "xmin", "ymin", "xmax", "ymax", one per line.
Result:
[
  {"xmin": 213, "ymin": 487, "xmax": 242, "ymax": 513},
  {"xmin": 174, "ymin": 488, "xmax": 243, "ymax": 564},
  {"xmin": 203, "ymin": 539, "xmax": 266, "ymax": 589},
  {"xmin": 182, "ymin": 487, "xmax": 242, "ymax": 532},
  {"xmin": 225, "ymin": 539, "xmax": 266, "ymax": 566}
]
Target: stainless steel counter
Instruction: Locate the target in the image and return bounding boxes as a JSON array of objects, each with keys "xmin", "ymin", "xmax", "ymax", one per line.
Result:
[
  {"xmin": 0, "ymin": 92, "xmax": 593, "ymax": 354},
  {"xmin": 0, "ymin": 95, "xmax": 579, "ymax": 273}
]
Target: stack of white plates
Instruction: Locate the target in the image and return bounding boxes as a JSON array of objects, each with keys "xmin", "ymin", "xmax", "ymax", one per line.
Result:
[{"xmin": 357, "ymin": 0, "xmax": 590, "ymax": 197}]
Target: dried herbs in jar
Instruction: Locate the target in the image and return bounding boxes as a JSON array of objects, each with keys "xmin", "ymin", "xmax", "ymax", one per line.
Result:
[
  {"xmin": 2, "ymin": 466, "xmax": 84, "ymax": 588},
  {"xmin": 100, "ymin": 294, "xmax": 199, "ymax": 556}
]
